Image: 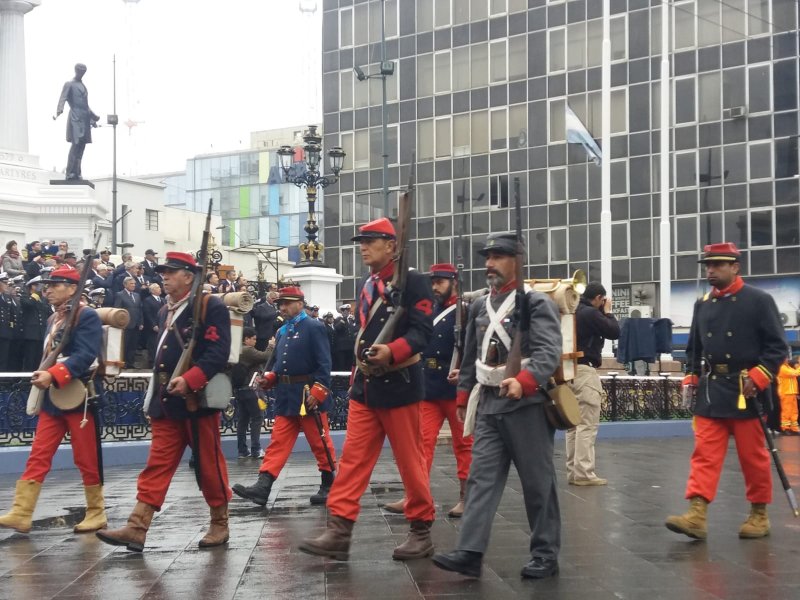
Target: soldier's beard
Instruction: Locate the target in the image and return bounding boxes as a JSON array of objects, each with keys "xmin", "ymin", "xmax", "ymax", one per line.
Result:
[{"xmin": 486, "ymin": 271, "xmax": 506, "ymax": 289}]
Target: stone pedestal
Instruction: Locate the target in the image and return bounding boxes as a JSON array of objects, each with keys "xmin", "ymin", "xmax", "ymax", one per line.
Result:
[
  {"xmin": 0, "ymin": 0, "xmax": 40, "ymax": 153},
  {"xmin": 0, "ymin": 150, "xmax": 108, "ymax": 250},
  {"xmin": 281, "ymin": 265, "xmax": 343, "ymax": 313}
]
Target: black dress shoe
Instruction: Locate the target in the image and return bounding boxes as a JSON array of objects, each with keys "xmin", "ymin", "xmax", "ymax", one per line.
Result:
[
  {"xmin": 431, "ymin": 550, "xmax": 482, "ymax": 578},
  {"xmin": 520, "ymin": 556, "xmax": 559, "ymax": 579}
]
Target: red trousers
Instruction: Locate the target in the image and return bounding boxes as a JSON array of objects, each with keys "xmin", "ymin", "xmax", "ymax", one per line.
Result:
[
  {"xmin": 327, "ymin": 400, "xmax": 435, "ymax": 522},
  {"xmin": 137, "ymin": 413, "xmax": 232, "ymax": 510},
  {"xmin": 259, "ymin": 413, "xmax": 336, "ymax": 476},
  {"xmin": 421, "ymin": 399, "xmax": 472, "ymax": 480},
  {"xmin": 23, "ymin": 410, "xmax": 100, "ymax": 485},
  {"xmin": 686, "ymin": 416, "xmax": 772, "ymax": 504}
]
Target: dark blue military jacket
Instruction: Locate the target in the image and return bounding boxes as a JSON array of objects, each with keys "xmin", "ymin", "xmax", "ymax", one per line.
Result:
[
  {"xmin": 266, "ymin": 313, "xmax": 332, "ymax": 416},
  {"xmin": 148, "ymin": 295, "xmax": 231, "ymax": 420},
  {"xmin": 352, "ymin": 265, "xmax": 434, "ymax": 409},
  {"xmin": 423, "ymin": 299, "xmax": 459, "ymax": 401},
  {"xmin": 42, "ymin": 307, "xmax": 103, "ymax": 417},
  {"xmin": 686, "ymin": 281, "xmax": 786, "ymax": 419}
]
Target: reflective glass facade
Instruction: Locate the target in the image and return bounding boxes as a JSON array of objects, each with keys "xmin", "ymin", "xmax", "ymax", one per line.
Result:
[{"xmin": 320, "ymin": 0, "xmax": 800, "ymax": 307}]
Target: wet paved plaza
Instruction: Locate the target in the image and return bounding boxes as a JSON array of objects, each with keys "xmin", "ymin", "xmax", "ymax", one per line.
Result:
[{"xmin": 0, "ymin": 435, "xmax": 799, "ymax": 599}]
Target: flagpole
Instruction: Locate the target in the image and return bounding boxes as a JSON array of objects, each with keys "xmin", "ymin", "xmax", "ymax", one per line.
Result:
[
  {"xmin": 659, "ymin": 0, "xmax": 672, "ymax": 358},
  {"xmin": 601, "ymin": 0, "xmax": 612, "ymax": 355}
]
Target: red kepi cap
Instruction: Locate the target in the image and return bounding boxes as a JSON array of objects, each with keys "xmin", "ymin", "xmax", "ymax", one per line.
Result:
[
  {"xmin": 351, "ymin": 217, "xmax": 396, "ymax": 242},
  {"xmin": 429, "ymin": 263, "xmax": 457, "ymax": 279},
  {"xmin": 698, "ymin": 242, "xmax": 741, "ymax": 263}
]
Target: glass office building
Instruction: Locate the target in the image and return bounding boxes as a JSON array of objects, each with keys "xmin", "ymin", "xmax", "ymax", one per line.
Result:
[
  {"xmin": 319, "ymin": 0, "xmax": 800, "ymax": 324},
  {"xmin": 156, "ymin": 149, "xmax": 321, "ymax": 263}
]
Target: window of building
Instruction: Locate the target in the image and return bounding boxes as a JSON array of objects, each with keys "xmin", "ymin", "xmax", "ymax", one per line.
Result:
[
  {"xmin": 386, "ymin": 0, "xmax": 398, "ymax": 38},
  {"xmin": 418, "ymin": 119, "xmax": 435, "ymax": 161},
  {"xmin": 675, "ymin": 151, "xmax": 698, "ymax": 189},
  {"xmin": 145, "ymin": 209, "xmax": 159, "ymax": 231},
  {"xmin": 472, "ymin": 42, "xmax": 489, "ymax": 88},
  {"xmin": 490, "ymin": 0, "xmax": 506, "ymax": 15},
  {"xmin": 676, "ymin": 215, "xmax": 698, "ymax": 253},
  {"xmin": 436, "ymin": 181, "xmax": 452, "ymax": 214},
  {"xmin": 697, "ymin": 1, "xmax": 720, "ymax": 47},
  {"xmin": 417, "ymin": 0, "xmax": 433, "ymax": 31},
  {"xmin": 673, "ymin": 1, "xmax": 696, "ymax": 50},
  {"xmin": 549, "ymin": 98, "xmax": 566, "ymax": 143},
  {"xmin": 454, "ymin": 0, "xmax": 469, "ymax": 24},
  {"xmin": 452, "ymin": 46, "xmax": 470, "ymax": 91},
  {"xmin": 471, "ymin": 0, "xmax": 488, "ymax": 21},
  {"xmin": 417, "ymin": 54, "xmax": 434, "ymax": 97},
  {"xmin": 550, "ymin": 228, "xmax": 567, "ymax": 263},
  {"xmin": 549, "ymin": 168, "xmax": 567, "ymax": 203},
  {"xmin": 508, "ymin": 0, "xmax": 526, "ymax": 11},
  {"xmin": 612, "ymin": 222, "xmax": 629, "ymax": 257},
  {"xmin": 340, "ymin": 8, "xmax": 353, "ymax": 47},
  {"xmin": 721, "ymin": 0, "xmax": 746, "ymax": 42},
  {"xmin": 749, "ymin": 142, "xmax": 772, "ymax": 180},
  {"xmin": 490, "ymin": 175, "xmax": 509, "ymax": 208},
  {"xmin": 436, "ymin": 117, "xmax": 452, "ymax": 158},
  {"xmin": 354, "ymin": 3, "xmax": 368, "ymax": 45},
  {"xmin": 355, "ymin": 193, "xmax": 370, "ymax": 222},
  {"xmin": 674, "ymin": 76, "xmax": 696, "ymax": 124},
  {"xmin": 610, "ymin": 14, "xmax": 627, "ymax": 61},
  {"xmin": 341, "ymin": 247, "xmax": 355, "ymax": 277},
  {"xmin": 340, "ymin": 193, "xmax": 354, "ymax": 225},
  {"xmin": 748, "ymin": 64, "xmax": 772, "ymax": 114},
  {"xmin": 340, "ymin": 132, "xmax": 354, "ymax": 171},
  {"xmin": 340, "ymin": 70, "xmax": 353, "ymax": 110},
  {"xmin": 509, "ymin": 104, "xmax": 527, "ymax": 150},
  {"xmin": 435, "ymin": 51, "xmax": 451, "ymax": 94},
  {"xmin": 435, "ymin": 0, "xmax": 450, "ymax": 28},
  {"xmin": 549, "ymin": 28, "xmax": 566, "ymax": 73},
  {"xmin": 354, "ymin": 73, "xmax": 369, "ymax": 108},
  {"xmin": 698, "ymin": 72, "xmax": 720, "ymax": 122},
  {"xmin": 490, "ymin": 40, "xmax": 507, "ymax": 84},
  {"xmin": 750, "ymin": 209, "xmax": 774, "ymax": 247},
  {"xmin": 748, "ymin": 0, "xmax": 771, "ymax": 36},
  {"xmin": 611, "ymin": 160, "xmax": 628, "ymax": 196},
  {"xmin": 354, "ymin": 129, "xmax": 369, "ymax": 169},
  {"xmin": 490, "ymin": 107, "xmax": 507, "ymax": 151},
  {"xmin": 471, "ymin": 110, "xmax": 489, "ymax": 154},
  {"xmin": 610, "ymin": 88, "xmax": 628, "ymax": 134},
  {"xmin": 508, "ymin": 35, "xmax": 526, "ymax": 81},
  {"xmin": 453, "ymin": 114, "xmax": 471, "ymax": 156},
  {"xmin": 587, "ymin": 19, "xmax": 602, "ymax": 68}
]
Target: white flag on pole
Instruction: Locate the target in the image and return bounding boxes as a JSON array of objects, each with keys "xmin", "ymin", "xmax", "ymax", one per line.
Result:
[{"xmin": 565, "ymin": 104, "xmax": 602, "ymax": 166}]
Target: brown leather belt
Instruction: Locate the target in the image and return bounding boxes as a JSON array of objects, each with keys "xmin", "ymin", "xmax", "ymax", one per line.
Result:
[
  {"xmin": 357, "ymin": 353, "xmax": 421, "ymax": 377},
  {"xmin": 278, "ymin": 374, "xmax": 312, "ymax": 385}
]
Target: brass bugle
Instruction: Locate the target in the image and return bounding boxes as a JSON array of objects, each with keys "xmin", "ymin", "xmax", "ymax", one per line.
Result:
[{"xmin": 525, "ymin": 269, "xmax": 587, "ymax": 295}]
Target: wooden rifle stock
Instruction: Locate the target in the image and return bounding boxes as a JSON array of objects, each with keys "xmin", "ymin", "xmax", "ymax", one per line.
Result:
[
  {"xmin": 504, "ymin": 177, "xmax": 527, "ymax": 379},
  {"xmin": 171, "ymin": 199, "xmax": 214, "ymax": 411}
]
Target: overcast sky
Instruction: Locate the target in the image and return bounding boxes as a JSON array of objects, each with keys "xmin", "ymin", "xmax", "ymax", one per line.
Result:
[{"xmin": 25, "ymin": 0, "xmax": 322, "ymax": 177}]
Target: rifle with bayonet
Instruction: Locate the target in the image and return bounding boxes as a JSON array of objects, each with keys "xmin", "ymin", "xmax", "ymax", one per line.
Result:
[
  {"xmin": 449, "ymin": 221, "xmax": 466, "ymax": 373},
  {"xmin": 363, "ymin": 154, "xmax": 416, "ymax": 357},
  {"xmin": 170, "ymin": 199, "xmax": 214, "ymax": 412},
  {"xmin": 503, "ymin": 177, "xmax": 528, "ymax": 390},
  {"xmin": 26, "ymin": 229, "xmax": 102, "ymax": 416}
]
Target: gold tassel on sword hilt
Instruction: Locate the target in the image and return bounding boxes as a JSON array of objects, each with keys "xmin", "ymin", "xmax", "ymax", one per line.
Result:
[{"xmin": 738, "ymin": 370, "xmax": 748, "ymax": 410}]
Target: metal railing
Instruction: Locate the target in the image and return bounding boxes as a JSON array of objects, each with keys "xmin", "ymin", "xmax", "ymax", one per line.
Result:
[{"xmin": 0, "ymin": 372, "xmax": 685, "ymax": 446}]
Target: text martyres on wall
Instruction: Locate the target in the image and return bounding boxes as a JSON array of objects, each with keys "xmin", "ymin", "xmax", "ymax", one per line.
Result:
[
  {"xmin": 612, "ymin": 286, "xmax": 631, "ymax": 321},
  {"xmin": 0, "ymin": 166, "xmax": 41, "ymax": 182}
]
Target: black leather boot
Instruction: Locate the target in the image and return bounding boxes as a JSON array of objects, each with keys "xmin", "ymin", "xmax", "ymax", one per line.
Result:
[
  {"xmin": 232, "ymin": 472, "xmax": 274, "ymax": 506},
  {"xmin": 432, "ymin": 549, "xmax": 483, "ymax": 578},
  {"xmin": 309, "ymin": 470, "xmax": 334, "ymax": 505}
]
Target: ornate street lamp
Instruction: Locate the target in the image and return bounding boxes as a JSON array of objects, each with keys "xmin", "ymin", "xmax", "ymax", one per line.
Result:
[{"xmin": 277, "ymin": 125, "xmax": 345, "ymax": 267}]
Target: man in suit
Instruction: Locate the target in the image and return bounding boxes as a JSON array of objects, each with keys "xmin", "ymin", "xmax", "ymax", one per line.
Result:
[
  {"xmin": 142, "ymin": 283, "xmax": 164, "ymax": 369},
  {"xmin": 112, "ymin": 259, "xmax": 136, "ymax": 293},
  {"xmin": 99, "ymin": 249, "xmax": 115, "ymax": 270},
  {"xmin": 115, "ymin": 277, "xmax": 144, "ymax": 368},
  {"xmin": 140, "ymin": 250, "xmax": 162, "ymax": 293},
  {"xmin": 251, "ymin": 289, "xmax": 280, "ymax": 351}
]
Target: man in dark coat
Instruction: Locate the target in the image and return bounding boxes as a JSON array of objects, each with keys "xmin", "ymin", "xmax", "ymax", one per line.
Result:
[
  {"xmin": 332, "ymin": 304, "xmax": 355, "ymax": 371},
  {"xmin": 0, "ymin": 274, "xmax": 14, "ymax": 371},
  {"xmin": 20, "ymin": 277, "xmax": 51, "ymax": 372},
  {"xmin": 299, "ymin": 217, "xmax": 435, "ymax": 562},
  {"xmin": 233, "ymin": 286, "xmax": 336, "ymax": 506},
  {"xmin": 114, "ymin": 277, "xmax": 144, "ymax": 368},
  {"xmin": 55, "ymin": 63, "xmax": 99, "ymax": 181},
  {"xmin": 665, "ymin": 242, "xmax": 786, "ymax": 541},
  {"xmin": 97, "ymin": 251, "xmax": 232, "ymax": 552},
  {"xmin": 142, "ymin": 283, "xmax": 164, "ymax": 369},
  {"xmin": 251, "ymin": 290, "xmax": 280, "ymax": 351}
]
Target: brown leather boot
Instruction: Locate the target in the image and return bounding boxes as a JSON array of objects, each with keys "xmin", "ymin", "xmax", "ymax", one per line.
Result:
[
  {"xmin": 74, "ymin": 484, "xmax": 108, "ymax": 533},
  {"xmin": 297, "ymin": 515, "xmax": 354, "ymax": 561},
  {"xmin": 199, "ymin": 504, "xmax": 229, "ymax": 548},
  {"xmin": 739, "ymin": 503, "xmax": 770, "ymax": 539},
  {"xmin": 0, "ymin": 480, "xmax": 42, "ymax": 534},
  {"xmin": 96, "ymin": 501, "xmax": 156, "ymax": 552},
  {"xmin": 665, "ymin": 496, "xmax": 708, "ymax": 540},
  {"xmin": 383, "ymin": 497, "xmax": 406, "ymax": 514},
  {"xmin": 448, "ymin": 479, "xmax": 467, "ymax": 518},
  {"xmin": 392, "ymin": 520, "xmax": 434, "ymax": 560}
]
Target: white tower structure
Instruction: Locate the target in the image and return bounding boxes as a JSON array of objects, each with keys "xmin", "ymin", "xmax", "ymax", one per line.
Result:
[{"xmin": 0, "ymin": 0, "xmax": 41, "ymax": 154}]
